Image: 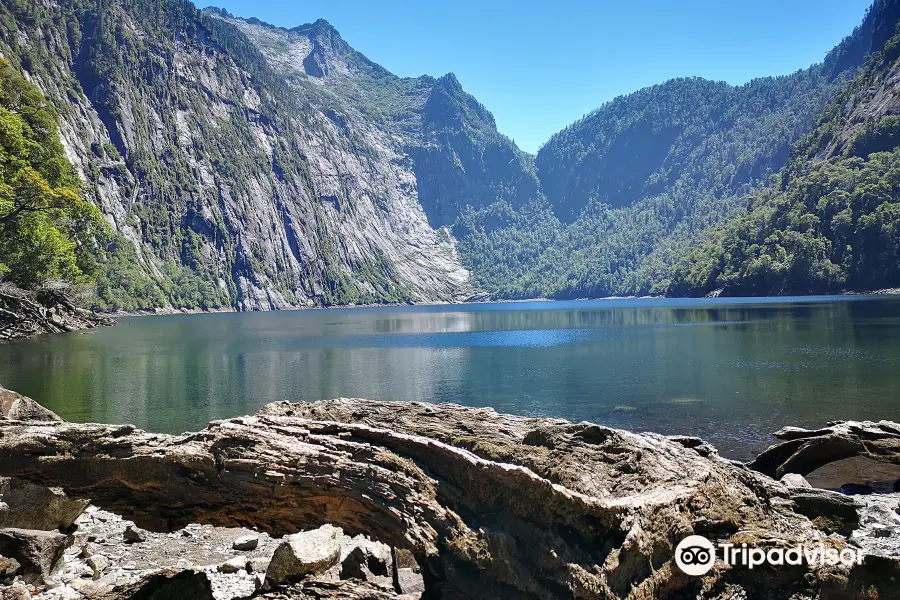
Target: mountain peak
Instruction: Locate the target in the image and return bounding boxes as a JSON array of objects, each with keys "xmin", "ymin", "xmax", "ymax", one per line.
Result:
[{"xmin": 435, "ymin": 73, "xmax": 463, "ymax": 92}]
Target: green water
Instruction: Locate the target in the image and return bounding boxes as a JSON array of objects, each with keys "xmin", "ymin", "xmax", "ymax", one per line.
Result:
[{"xmin": 2, "ymin": 296, "xmax": 899, "ymax": 461}]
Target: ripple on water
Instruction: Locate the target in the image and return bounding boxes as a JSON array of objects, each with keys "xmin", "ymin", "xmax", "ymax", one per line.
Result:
[{"xmin": 731, "ymin": 360, "xmax": 811, "ymax": 372}]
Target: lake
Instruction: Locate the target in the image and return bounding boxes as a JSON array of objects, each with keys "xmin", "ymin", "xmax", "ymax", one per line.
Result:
[{"xmin": 2, "ymin": 296, "xmax": 900, "ymax": 461}]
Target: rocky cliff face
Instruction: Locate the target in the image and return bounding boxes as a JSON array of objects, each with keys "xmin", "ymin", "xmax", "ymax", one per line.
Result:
[
  {"xmin": 0, "ymin": 1, "xmax": 509, "ymax": 311},
  {"xmin": 212, "ymin": 10, "xmax": 542, "ymax": 230}
]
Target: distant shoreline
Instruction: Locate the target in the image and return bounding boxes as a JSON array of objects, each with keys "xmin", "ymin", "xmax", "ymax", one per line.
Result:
[{"xmin": 107, "ymin": 288, "xmax": 900, "ymax": 319}]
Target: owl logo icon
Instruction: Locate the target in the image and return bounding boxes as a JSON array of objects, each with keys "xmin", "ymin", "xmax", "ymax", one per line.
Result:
[{"xmin": 675, "ymin": 535, "xmax": 716, "ymax": 576}]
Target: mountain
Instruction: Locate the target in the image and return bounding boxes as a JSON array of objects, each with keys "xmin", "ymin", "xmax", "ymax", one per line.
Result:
[
  {"xmin": 209, "ymin": 10, "xmax": 542, "ymax": 230},
  {"xmin": 0, "ymin": 0, "xmax": 896, "ymax": 309},
  {"xmin": 453, "ymin": 1, "xmax": 898, "ymax": 300},
  {"xmin": 668, "ymin": 0, "xmax": 900, "ymax": 297},
  {"xmin": 0, "ymin": 0, "xmax": 539, "ymax": 310}
]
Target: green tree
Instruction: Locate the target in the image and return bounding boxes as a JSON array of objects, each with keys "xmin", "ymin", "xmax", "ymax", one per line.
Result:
[{"xmin": 0, "ymin": 58, "xmax": 106, "ymax": 288}]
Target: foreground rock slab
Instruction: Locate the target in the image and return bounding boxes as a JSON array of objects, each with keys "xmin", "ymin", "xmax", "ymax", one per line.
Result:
[{"xmin": 0, "ymin": 395, "xmax": 898, "ymax": 598}]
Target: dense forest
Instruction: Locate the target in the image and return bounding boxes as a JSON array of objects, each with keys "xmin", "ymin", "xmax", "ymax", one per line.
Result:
[
  {"xmin": 1, "ymin": 0, "xmax": 900, "ymax": 309},
  {"xmin": 452, "ymin": 0, "xmax": 900, "ymax": 300},
  {"xmin": 669, "ymin": 12, "xmax": 900, "ymax": 297}
]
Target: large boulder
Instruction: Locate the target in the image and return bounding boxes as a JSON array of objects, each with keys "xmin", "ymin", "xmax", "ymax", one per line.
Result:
[
  {"xmin": 0, "ymin": 528, "xmax": 69, "ymax": 585},
  {"xmin": 0, "ymin": 390, "xmax": 898, "ymax": 599},
  {"xmin": 0, "ymin": 386, "xmax": 60, "ymax": 422},
  {"xmin": 266, "ymin": 525, "xmax": 342, "ymax": 584},
  {"xmin": 0, "ymin": 477, "xmax": 88, "ymax": 531},
  {"xmin": 750, "ymin": 420, "xmax": 900, "ymax": 479}
]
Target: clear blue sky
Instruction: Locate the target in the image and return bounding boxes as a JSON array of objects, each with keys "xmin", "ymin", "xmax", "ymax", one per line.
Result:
[{"xmin": 206, "ymin": 0, "xmax": 872, "ymax": 153}]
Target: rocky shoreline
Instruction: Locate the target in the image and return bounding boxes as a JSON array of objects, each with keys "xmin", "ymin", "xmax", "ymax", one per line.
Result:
[
  {"xmin": 0, "ymin": 285, "xmax": 114, "ymax": 341},
  {"xmin": 0, "ymin": 386, "xmax": 899, "ymax": 598}
]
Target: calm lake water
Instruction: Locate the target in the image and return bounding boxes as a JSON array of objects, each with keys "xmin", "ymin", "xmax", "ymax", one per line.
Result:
[{"xmin": 2, "ymin": 296, "xmax": 900, "ymax": 461}]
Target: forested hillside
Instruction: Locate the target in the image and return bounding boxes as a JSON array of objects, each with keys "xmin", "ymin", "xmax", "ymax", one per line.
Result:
[
  {"xmin": 0, "ymin": 58, "xmax": 105, "ymax": 288},
  {"xmin": 453, "ymin": 0, "xmax": 900, "ymax": 300},
  {"xmin": 669, "ymin": 4, "xmax": 900, "ymax": 297},
  {"xmin": 1, "ymin": 0, "xmax": 896, "ymax": 309}
]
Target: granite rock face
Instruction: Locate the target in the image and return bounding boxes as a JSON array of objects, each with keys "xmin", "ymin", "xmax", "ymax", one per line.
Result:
[
  {"xmin": 0, "ymin": 2, "xmax": 546, "ymax": 311},
  {"xmin": 0, "ymin": 391, "xmax": 898, "ymax": 599}
]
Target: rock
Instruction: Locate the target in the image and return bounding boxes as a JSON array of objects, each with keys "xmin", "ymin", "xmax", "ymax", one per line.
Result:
[
  {"xmin": 248, "ymin": 556, "xmax": 270, "ymax": 574},
  {"xmin": 395, "ymin": 568, "xmax": 425, "ymax": 597},
  {"xmin": 0, "ymin": 554, "xmax": 20, "ymax": 576},
  {"xmin": 392, "ymin": 548, "xmax": 417, "ymax": 570},
  {"xmin": 217, "ymin": 556, "xmax": 247, "ymax": 574},
  {"xmin": 0, "ymin": 584, "xmax": 29, "ymax": 600},
  {"xmin": 780, "ymin": 473, "xmax": 812, "ymax": 488},
  {"xmin": 231, "ymin": 535, "xmax": 258, "ymax": 551},
  {"xmin": 339, "ymin": 535, "xmax": 393, "ymax": 588},
  {"xmin": 0, "ymin": 385, "xmax": 60, "ymax": 421},
  {"xmin": 253, "ymin": 572, "xmax": 267, "ymax": 592},
  {"xmin": 123, "ymin": 524, "xmax": 147, "ymax": 543},
  {"xmin": 255, "ymin": 579, "xmax": 403, "ymax": 599},
  {"xmin": 750, "ymin": 420, "xmax": 900, "ymax": 478},
  {"xmin": 68, "ymin": 578, "xmax": 112, "ymax": 596},
  {"xmin": 0, "ymin": 477, "xmax": 89, "ymax": 531},
  {"xmin": 87, "ymin": 554, "xmax": 110, "ymax": 579},
  {"xmin": 2, "ymin": 392, "xmax": 900, "ymax": 598},
  {"xmin": 266, "ymin": 525, "xmax": 342, "ymax": 584},
  {"xmin": 0, "ymin": 528, "xmax": 69, "ymax": 585},
  {"xmin": 789, "ymin": 488, "xmax": 860, "ymax": 535},
  {"xmin": 97, "ymin": 568, "xmax": 214, "ymax": 600},
  {"xmin": 852, "ymin": 494, "xmax": 900, "ymax": 557}
]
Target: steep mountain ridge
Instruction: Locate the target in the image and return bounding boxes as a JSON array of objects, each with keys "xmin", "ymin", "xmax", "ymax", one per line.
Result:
[
  {"xmin": 209, "ymin": 10, "xmax": 543, "ymax": 229},
  {"xmin": 0, "ymin": 0, "xmax": 478, "ymax": 310},
  {"xmin": 456, "ymin": 1, "xmax": 897, "ymax": 300}
]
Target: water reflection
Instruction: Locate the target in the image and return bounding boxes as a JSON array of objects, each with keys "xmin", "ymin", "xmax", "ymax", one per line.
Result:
[{"xmin": 2, "ymin": 296, "xmax": 899, "ymax": 460}]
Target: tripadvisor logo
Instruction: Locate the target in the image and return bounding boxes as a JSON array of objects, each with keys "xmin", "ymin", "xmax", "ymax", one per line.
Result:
[{"xmin": 674, "ymin": 535, "xmax": 864, "ymax": 576}]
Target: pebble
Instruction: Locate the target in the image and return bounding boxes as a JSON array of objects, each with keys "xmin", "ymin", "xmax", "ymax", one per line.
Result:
[
  {"xmin": 123, "ymin": 525, "xmax": 147, "ymax": 543},
  {"xmin": 232, "ymin": 535, "xmax": 259, "ymax": 551},
  {"xmin": 217, "ymin": 556, "xmax": 248, "ymax": 574}
]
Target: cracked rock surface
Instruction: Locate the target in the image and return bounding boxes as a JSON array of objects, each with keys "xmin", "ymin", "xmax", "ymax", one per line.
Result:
[{"xmin": 0, "ymin": 392, "xmax": 899, "ymax": 598}]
